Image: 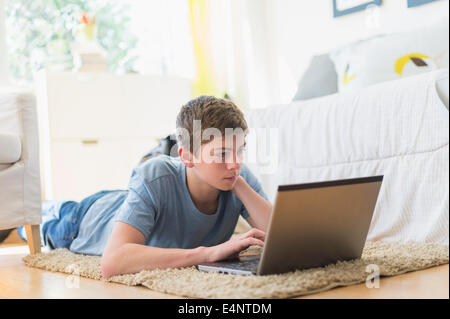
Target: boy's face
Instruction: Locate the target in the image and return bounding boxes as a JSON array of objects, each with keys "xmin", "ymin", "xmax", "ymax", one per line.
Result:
[{"xmin": 183, "ymin": 133, "xmax": 246, "ymax": 191}]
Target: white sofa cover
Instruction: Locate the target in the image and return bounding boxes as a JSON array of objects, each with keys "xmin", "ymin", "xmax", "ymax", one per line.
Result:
[
  {"xmin": 245, "ymin": 69, "xmax": 449, "ymax": 244},
  {"xmin": 0, "ymin": 87, "xmax": 42, "ymax": 229},
  {"xmin": 0, "ymin": 133, "xmax": 21, "ymax": 163}
]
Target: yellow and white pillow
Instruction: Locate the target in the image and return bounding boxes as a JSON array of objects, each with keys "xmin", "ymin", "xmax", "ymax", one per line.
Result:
[{"xmin": 330, "ymin": 18, "xmax": 449, "ymax": 92}]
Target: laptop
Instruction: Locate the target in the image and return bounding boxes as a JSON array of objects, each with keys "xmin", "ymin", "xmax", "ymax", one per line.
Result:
[{"xmin": 196, "ymin": 175, "xmax": 384, "ymax": 276}]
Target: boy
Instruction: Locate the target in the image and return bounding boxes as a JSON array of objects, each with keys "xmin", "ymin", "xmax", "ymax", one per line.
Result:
[{"xmin": 18, "ymin": 96, "xmax": 272, "ymax": 278}]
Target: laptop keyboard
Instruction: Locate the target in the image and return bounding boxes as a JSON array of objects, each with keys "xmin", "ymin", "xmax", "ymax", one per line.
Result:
[{"xmin": 223, "ymin": 257, "xmax": 260, "ymax": 272}]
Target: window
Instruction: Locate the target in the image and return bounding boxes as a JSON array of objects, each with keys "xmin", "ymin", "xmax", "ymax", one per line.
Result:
[{"xmin": 3, "ymin": 0, "xmax": 196, "ymax": 84}]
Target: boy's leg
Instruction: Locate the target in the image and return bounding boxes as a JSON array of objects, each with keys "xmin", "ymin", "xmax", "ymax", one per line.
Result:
[
  {"xmin": 18, "ymin": 190, "xmax": 120, "ymax": 250},
  {"xmin": 17, "ymin": 200, "xmax": 78, "ymax": 249}
]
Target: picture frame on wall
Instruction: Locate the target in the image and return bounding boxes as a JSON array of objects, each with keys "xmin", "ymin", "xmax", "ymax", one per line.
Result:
[
  {"xmin": 333, "ymin": 0, "xmax": 382, "ymax": 17},
  {"xmin": 407, "ymin": 0, "xmax": 438, "ymax": 8}
]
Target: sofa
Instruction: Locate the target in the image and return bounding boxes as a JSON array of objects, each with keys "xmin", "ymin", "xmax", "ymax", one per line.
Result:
[
  {"xmin": 0, "ymin": 87, "xmax": 42, "ymax": 253},
  {"xmin": 244, "ymin": 69, "xmax": 449, "ymax": 245}
]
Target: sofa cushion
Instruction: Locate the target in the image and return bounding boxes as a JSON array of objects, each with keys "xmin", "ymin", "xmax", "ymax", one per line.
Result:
[
  {"xmin": 292, "ymin": 54, "xmax": 338, "ymax": 101},
  {"xmin": 0, "ymin": 133, "xmax": 21, "ymax": 164},
  {"xmin": 330, "ymin": 18, "xmax": 449, "ymax": 92}
]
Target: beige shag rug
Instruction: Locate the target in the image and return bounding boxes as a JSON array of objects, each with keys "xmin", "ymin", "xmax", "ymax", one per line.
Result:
[{"xmin": 22, "ymin": 241, "xmax": 448, "ymax": 299}]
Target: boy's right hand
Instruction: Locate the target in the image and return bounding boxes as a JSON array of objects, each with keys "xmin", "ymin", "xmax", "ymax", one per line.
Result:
[{"xmin": 204, "ymin": 228, "xmax": 265, "ymax": 263}]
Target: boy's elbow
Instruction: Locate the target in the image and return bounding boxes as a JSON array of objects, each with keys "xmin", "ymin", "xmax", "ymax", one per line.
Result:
[{"xmin": 100, "ymin": 256, "xmax": 116, "ymax": 279}]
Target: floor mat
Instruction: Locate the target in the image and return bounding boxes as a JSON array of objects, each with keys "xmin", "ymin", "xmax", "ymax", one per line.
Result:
[{"xmin": 22, "ymin": 241, "xmax": 449, "ymax": 298}]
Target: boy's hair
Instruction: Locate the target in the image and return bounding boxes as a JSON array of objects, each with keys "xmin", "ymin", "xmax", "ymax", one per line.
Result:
[{"xmin": 176, "ymin": 95, "xmax": 248, "ymax": 156}]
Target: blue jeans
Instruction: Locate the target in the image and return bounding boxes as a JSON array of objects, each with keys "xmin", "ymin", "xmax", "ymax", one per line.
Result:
[{"xmin": 18, "ymin": 190, "xmax": 117, "ymax": 250}]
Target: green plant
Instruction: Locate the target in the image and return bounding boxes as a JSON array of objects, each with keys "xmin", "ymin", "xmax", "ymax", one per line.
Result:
[{"xmin": 5, "ymin": 0, "xmax": 138, "ymax": 82}]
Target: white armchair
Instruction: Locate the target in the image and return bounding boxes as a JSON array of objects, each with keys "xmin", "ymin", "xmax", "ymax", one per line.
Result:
[{"xmin": 0, "ymin": 87, "xmax": 42, "ymax": 253}]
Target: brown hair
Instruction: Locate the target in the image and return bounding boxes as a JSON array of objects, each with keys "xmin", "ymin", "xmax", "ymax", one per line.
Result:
[{"xmin": 176, "ymin": 95, "xmax": 248, "ymax": 156}]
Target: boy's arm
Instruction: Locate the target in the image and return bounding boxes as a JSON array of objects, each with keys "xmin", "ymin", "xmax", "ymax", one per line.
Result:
[
  {"xmin": 101, "ymin": 221, "xmax": 265, "ymax": 278},
  {"xmin": 232, "ymin": 176, "xmax": 272, "ymax": 232},
  {"xmin": 100, "ymin": 222, "xmax": 208, "ymax": 278}
]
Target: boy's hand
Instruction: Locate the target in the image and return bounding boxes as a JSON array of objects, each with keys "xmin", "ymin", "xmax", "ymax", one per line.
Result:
[
  {"xmin": 204, "ymin": 228, "xmax": 266, "ymax": 263},
  {"xmin": 231, "ymin": 175, "xmax": 245, "ymax": 194},
  {"xmin": 230, "ymin": 175, "xmax": 272, "ymax": 232}
]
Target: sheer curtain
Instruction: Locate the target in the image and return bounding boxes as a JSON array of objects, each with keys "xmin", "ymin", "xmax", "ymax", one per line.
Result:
[
  {"xmin": 123, "ymin": 0, "xmax": 196, "ymax": 81},
  {"xmin": 87, "ymin": 0, "xmax": 281, "ymax": 110},
  {"xmin": 124, "ymin": 0, "xmax": 278, "ymax": 110},
  {"xmin": 199, "ymin": 0, "xmax": 279, "ymax": 110},
  {"xmin": 0, "ymin": 0, "xmax": 8, "ymax": 84}
]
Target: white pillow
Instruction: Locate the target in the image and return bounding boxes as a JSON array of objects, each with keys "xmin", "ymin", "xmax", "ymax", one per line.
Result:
[{"xmin": 330, "ymin": 18, "xmax": 449, "ymax": 92}]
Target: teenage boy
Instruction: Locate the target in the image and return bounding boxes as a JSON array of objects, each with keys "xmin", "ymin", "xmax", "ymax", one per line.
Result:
[{"xmin": 19, "ymin": 96, "xmax": 272, "ymax": 278}]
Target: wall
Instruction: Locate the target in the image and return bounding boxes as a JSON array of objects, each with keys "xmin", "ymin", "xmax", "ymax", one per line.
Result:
[{"xmin": 262, "ymin": 0, "xmax": 450, "ymax": 105}]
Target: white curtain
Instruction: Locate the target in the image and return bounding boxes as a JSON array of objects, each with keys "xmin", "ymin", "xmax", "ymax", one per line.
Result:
[
  {"xmin": 123, "ymin": 0, "xmax": 279, "ymax": 110},
  {"xmin": 123, "ymin": 0, "xmax": 196, "ymax": 80},
  {"xmin": 0, "ymin": 0, "xmax": 8, "ymax": 85},
  {"xmin": 207, "ymin": 0, "xmax": 279, "ymax": 110}
]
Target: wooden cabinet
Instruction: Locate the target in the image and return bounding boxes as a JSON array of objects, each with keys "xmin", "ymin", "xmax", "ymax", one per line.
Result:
[{"xmin": 36, "ymin": 70, "xmax": 192, "ymax": 201}]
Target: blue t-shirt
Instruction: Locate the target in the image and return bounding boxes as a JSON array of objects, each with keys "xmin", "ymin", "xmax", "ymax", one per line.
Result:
[{"xmin": 69, "ymin": 155, "xmax": 269, "ymax": 256}]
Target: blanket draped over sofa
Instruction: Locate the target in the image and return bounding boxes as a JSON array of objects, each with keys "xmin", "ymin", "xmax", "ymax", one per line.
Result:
[{"xmin": 244, "ymin": 69, "xmax": 449, "ymax": 245}]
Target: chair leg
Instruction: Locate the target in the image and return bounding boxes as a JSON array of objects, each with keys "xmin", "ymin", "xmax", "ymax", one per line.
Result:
[{"xmin": 24, "ymin": 224, "xmax": 41, "ymax": 254}]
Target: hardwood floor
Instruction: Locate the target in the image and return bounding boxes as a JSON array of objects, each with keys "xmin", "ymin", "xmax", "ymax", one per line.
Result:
[
  {"xmin": 0, "ymin": 243, "xmax": 182, "ymax": 299},
  {"xmin": 0, "ymin": 230, "xmax": 448, "ymax": 299}
]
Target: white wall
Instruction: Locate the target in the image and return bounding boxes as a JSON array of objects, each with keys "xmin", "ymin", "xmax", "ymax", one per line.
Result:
[
  {"xmin": 262, "ymin": 0, "xmax": 450, "ymax": 104},
  {"xmin": 0, "ymin": 0, "xmax": 8, "ymax": 85}
]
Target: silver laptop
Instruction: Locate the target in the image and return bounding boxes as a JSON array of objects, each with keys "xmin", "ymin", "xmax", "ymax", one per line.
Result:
[{"xmin": 196, "ymin": 175, "xmax": 384, "ymax": 276}]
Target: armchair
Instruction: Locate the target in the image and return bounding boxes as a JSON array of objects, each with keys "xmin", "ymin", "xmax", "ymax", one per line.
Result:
[{"xmin": 0, "ymin": 87, "xmax": 42, "ymax": 253}]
